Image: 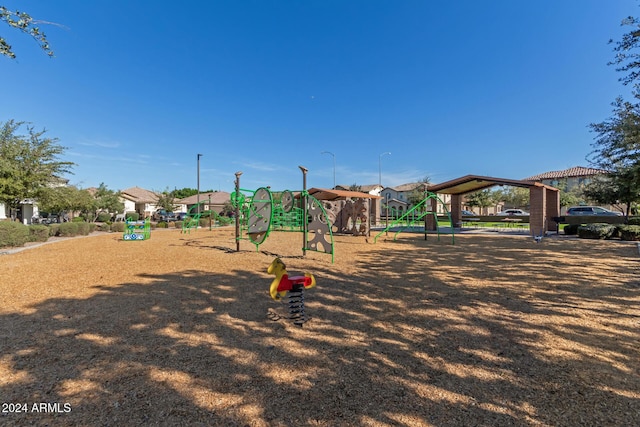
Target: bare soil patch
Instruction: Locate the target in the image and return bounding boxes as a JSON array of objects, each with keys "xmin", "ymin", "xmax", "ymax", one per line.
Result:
[{"xmin": 1, "ymin": 228, "xmax": 639, "ymax": 426}]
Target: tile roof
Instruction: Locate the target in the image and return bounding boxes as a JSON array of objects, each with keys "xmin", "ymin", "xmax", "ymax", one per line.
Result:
[
  {"xmin": 120, "ymin": 187, "xmax": 159, "ymax": 203},
  {"xmin": 177, "ymin": 191, "xmax": 231, "ymax": 205},
  {"xmin": 524, "ymin": 166, "xmax": 609, "ymax": 181},
  {"xmin": 391, "ymin": 182, "xmax": 429, "ymax": 192}
]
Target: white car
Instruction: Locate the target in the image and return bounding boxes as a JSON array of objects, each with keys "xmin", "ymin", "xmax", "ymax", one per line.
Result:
[{"xmin": 497, "ymin": 209, "xmax": 529, "ymax": 216}]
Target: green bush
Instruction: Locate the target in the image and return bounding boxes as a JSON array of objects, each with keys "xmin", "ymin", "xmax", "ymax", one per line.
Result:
[
  {"xmin": 48, "ymin": 224, "xmax": 61, "ymax": 236},
  {"xmin": 577, "ymin": 223, "xmax": 617, "ymax": 240},
  {"xmin": 57, "ymin": 222, "xmax": 80, "ymax": 237},
  {"xmin": 96, "ymin": 212, "xmax": 112, "ymax": 222},
  {"xmin": 76, "ymin": 222, "xmax": 91, "ymax": 236},
  {"xmin": 110, "ymin": 222, "xmax": 125, "ymax": 232},
  {"xmin": 563, "ymin": 224, "xmax": 580, "ymax": 235},
  {"xmin": 218, "ymin": 216, "xmax": 233, "ymax": 226},
  {"xmin": 199, "ymin": 218, "xmax": 209, "ymax": 228},
  {"xmin": 72, "ymin": 216, "xmax": 85, "ymax": 222},
  {"xmin": 96, "ymin": 222, "xmax": 111, "ymax": 232},
  {"xmin": 126, "ymin": 212, "xmax": 140, "ymax": 221},
  {"xmin": 156, "ymin": 221, "xmax": 168, "ymax": 228},
  {"xmin": 0, "ymin": 221, "xmax": 29, "ymax": 248},
  {"xmin": 28, "ymin": 225, "xmax": 50, "ymax": 242},
  {"xmin": 628, "ymin": 216, "xmax": 640, "ymax": 226},
  {"xmin": 618, "ymin": 225, "xmax": 640, "ymax": 241}
]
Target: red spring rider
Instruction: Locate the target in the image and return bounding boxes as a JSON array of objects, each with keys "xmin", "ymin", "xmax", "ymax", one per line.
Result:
[{"xmin": 267, "ymin": 258, "xmax": 316, "ymax": 326}]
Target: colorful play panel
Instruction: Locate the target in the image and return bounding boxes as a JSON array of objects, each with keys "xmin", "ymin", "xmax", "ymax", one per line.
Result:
[{"xmin": 123, "ymin": 217, "xmax": 151, "ymax": 240}]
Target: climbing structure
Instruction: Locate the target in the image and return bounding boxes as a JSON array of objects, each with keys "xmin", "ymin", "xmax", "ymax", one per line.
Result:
[
  {"xmin": 373, "ymin": 191, "xmax": 454, "ymax": 244},
  {"xmin": 232, "ymin": 186, "xmax": 335, "ymax": 261}
]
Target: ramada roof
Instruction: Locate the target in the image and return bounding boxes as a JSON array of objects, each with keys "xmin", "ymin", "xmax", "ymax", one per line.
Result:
[{"xmin": 524, "ymin": 166, "xmax": 608, "ymax": 181}]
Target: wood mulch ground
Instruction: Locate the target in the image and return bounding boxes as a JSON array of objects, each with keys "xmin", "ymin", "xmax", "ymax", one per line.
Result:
[{"xmin": 1, "ymin": 227, "xmax": 639, "ymax": 426}]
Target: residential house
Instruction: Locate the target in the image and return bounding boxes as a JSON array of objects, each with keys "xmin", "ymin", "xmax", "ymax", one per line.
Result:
[
  {"xmin": 380, "ymin": 182, "xmax": 454, "ymax": 217},
  {"xmin": 119, "ymin": 187, "xmax": 160, "ymax": 218},
  {"xmin": 0, "ymin": 177, "xmax": 69, "ymax": 224},
  {"xmin": 177, "ymin": 191, "xmax": 231, "ymax": 215},
  {"xmin": 524, "ymin": 166, "xmax": 608, "ymax": 191}
]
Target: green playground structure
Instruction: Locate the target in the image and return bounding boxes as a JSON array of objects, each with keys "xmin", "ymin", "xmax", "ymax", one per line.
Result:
[
  {"xmin": 181, "ymin": 202, "xmax": 227, "ymax": 234},
  {"xmin": 123, "ymin": 217, "xmax": 151, "ymax": 241},
  {"xmin": 374, "ymin": 192, "xmax": 454, "ymax": 244},
  {"xmin": 231, "ymin": 185, "xmax": 335, "ymax": 262}
]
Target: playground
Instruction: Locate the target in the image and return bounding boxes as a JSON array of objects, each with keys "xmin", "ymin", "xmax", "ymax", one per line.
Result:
[{"xmin": 1, "ymin": 228, "xmax": 639, "ymax": 426}]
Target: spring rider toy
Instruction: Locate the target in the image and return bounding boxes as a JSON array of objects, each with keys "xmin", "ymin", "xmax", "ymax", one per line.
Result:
[{"xmin": 267, "ymin": 258, "xmax": 316, "ymax": 326}]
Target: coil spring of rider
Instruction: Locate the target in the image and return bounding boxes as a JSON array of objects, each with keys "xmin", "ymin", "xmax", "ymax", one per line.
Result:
[{"xmin": 287, "ymin": 284, "xmax": 307, "ymax": 327}]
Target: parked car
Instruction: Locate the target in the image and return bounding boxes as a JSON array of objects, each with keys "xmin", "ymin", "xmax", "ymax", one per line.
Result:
[
  {"xmin": 461, "ymin": 210, "xmax": 476, "ymax": 216},
  {"xmin": 496, "ymin": 209, "xmax": 529, "ymax": 216},
  {"xmin": 175, "ymin": 212, "xmax": 190, "ymax": 221},
  {"xmin": 566, "ymin": 206, "xmax": 622, "ymax": 216},
  {"xmin": 152, "ymin": 209, "xmax": 177, "ymax": 222}
]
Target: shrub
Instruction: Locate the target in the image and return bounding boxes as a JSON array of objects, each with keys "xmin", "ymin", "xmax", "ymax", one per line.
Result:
[
  {"xmin": 0, "ymin": 221, "xmax": 29, "ymax": 248},
  {"xmin": 218, "ymin": 216, "xmax": 233, "ymax": 226},
  {"xmin": 76, "ymin": 222, "xmax": 91, "ymax": 236},
  {"xmin": 175, "ymin": 220, "xmax": 183, "ymax": 229},
  {"xmin": 577, "ymin": 223, "xmax": 617, "ymax": 240},
  {"xmin": 628, "ymin": 216, "xmax": 640, "ymax": 226},
  {"xmin": 72, "ymin": 216, "xmax": 85, "ymax": 222},
  {"xmin": 563, "ymin": 224, "xmax": 580, "ymax": 235},
  {"xmin": 28, "ymin": 225, "xmax": 50, "ymax": 242},
  {"xmin": 96, "ymin": 222, "xmax": 111, "ymax": 232},
  {"xmin": 199, "ymin": 218, "xmax": 209, "ymax": 228},
  {"xmin": 618, "ymin": 225, "xmax": 640, "ymax": 241},
  {"xmin": 110, "ymin": 222, "xmax": 125, "ymax": 232},
  {"xmin": 96, "ymin": 212, "xmax": 112, "ymax": 222},
  {"xmin": 57, "ymin": 222, "xmax": 80, "ymax": 237},
  {"xmin": 156, "ymin": 221, "xmax": 168, "ymax": 228},
  {"xmin": 48, "ymin": 224, "xmax": 61, "ymax": 237},
  {"xmin": 126, "ymin": 212, "xmax": 139, "ymax": 221}
]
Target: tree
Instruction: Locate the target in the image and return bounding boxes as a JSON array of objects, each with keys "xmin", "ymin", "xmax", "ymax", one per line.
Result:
[
  {"xmin": 465, "ymin": 190, "xmax": 495, "ymax": 215},
  {"xmin": 349, "ymin": 183, "xmax": 362, "ymax": 192},
  {"xmin": 221, "ymin": 200, "xmax": 235, "ymax": 217},
  {"xmin": 492, "ymin": 187, "xmax": 529, "ymax": 210},
  {"xmin": 155, "ymin": 188, "xmax": 177, "ymax": 212},
  {"xmin": 94, "ymin": 182, "xmax": 124, "ymax": 216},
  {"xmin": 406, "ymin": 177, "xmax": 431, "ymax": 208},
  {"xmin": 588, "ymin": 97, "xmax": 640, "ymax": 217},
  {"xmin": 173, "ymin": 188, "xmax": 198, "ymax": 199},
  {"xmin": 38, "ymin": 185, "xmax": 95, "ymax": 219},
  {"xmin": 554, "ymin": 179, "xmax": 587, "ymax": 208},
  {"xmin": 1, "ymin": 6, "xmax": 54, "ymax": 59},
  {"xmin": 0, "ymin": 120, "xmax": 74, "ymax": 212}
]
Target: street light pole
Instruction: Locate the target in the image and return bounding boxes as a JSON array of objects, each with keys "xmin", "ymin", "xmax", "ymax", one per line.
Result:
[
  {"xmin": 234, "ymin": 171, "xmax": 242, "ymax": 252},
  {"xmin": 197, "ymin": 154, "xmax": 203, "ymax": 215},
  {"xmin": 379, "ymin": 151, "xmax": 391, "ymax": 187},
  {"xmin": 321, "ymin": 151, "xmax": 336, "ymax": 189}
]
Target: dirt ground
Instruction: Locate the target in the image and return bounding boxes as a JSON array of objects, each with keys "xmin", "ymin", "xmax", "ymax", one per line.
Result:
[{"xmin": 1, "ymin": 227, "xmax": 639, "ymax": 426}]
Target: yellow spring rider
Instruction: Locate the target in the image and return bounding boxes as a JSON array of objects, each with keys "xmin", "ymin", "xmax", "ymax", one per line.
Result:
[{"xmin": 267, "ymin": 258, "xmax": 316, "ymax": 326}]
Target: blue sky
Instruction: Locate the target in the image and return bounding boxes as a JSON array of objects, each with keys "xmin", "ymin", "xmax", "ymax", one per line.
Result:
[{"xmin": 2, "ymin": 0, "xmax": 638, "ymax": 194}]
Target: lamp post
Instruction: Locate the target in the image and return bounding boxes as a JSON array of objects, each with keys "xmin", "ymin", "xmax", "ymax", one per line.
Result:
[
  {"xmin": 234, "ymin": 171, "xmax": 242, "ymax": 252},
  {"xmin": 299, "ymin": 165, "xmax": 308, "ymax": 257},
  {"xmin": 379, "ymin": 151, "xmax": 391, "ymax": 187},
  {"xmin": 197, "ymin": 154, "xmax": 203, "ymax": 215},
  {"xmin": 321, "ymin": 151, "xmax": 336, "ymax": 189}
]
